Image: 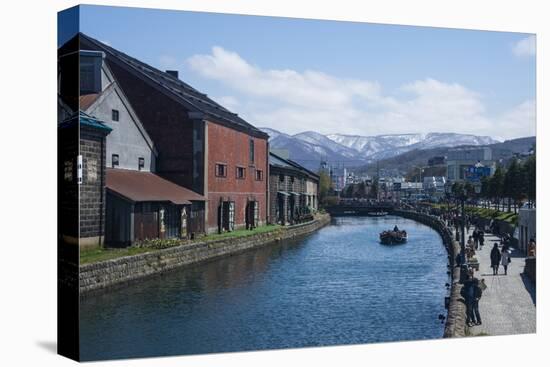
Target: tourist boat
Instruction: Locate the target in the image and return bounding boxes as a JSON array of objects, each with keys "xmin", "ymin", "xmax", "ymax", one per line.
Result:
[
  {"xmin": 367, "ymin": 211, "xmax": 388, "ymax": 217},
  {"xmin": 379, "ymin": 230, "xmax": 408, "ymax": 245}
]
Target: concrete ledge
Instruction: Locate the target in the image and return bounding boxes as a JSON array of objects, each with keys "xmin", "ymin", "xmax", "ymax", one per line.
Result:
[
  {"xmin": 80, "ymin": 213, "xmax": 331, "ymax": 295},
  {"xmin": 393, "ymin": 210, "xmax": 466, "ymax": 338}
]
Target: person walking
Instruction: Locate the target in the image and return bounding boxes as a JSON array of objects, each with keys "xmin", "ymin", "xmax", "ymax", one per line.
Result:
[
  {"xmin": 501, "ymin": 245, "xmax": 511, "ymax": 275},
  {"xmin": 462, "ymin": 270, "xmax": 482, "ymax": 326},
  {"xmin": 479, "ymin": 231, "xmax": 485, "ymax": 248},
  {"xmin": 472, "ymin": 277, "xmax": 483, "ymax": 325},
  {"xmin": 472, "ymin": 228, "xmax": 479, "ymax": 250},
  {"xmin": 528, "ymin": 239, "xmax": 536, "ymax": 257},
  {"xmin": 490, "ymin": 243, "xmax": 501, "ymax": 275}
]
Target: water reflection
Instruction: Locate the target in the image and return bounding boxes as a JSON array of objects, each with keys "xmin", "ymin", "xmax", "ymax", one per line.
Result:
[{"xmin": 80, "ymin": 216, "xmax": 449, "ymax": 361}]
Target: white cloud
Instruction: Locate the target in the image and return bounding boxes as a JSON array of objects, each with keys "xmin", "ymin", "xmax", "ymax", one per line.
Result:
[
  {"xmin": 513, "ymin": 35, "xmax": 536, "ymax": 57},
  {"xmin": 187, "ymin": 46, "xmax": 535, "ymax": 139}
]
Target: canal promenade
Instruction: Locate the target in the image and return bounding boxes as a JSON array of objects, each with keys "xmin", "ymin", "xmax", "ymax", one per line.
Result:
[{"xmin": 461, "ymin": 228, "xmax": 536, "ymax": 336}]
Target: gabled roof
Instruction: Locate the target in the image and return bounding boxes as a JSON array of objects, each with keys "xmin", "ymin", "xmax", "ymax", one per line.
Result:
[
  {"xmin": 76, "ymin": 33, "xmax": 269, "ymax": 140},
  {"xmin": 79, "ymin": 93, "xmax": 100, "ymax": 111},
  {"xmin": 269, "ymin": 152, "xmax": 319, "ymax": 181}
]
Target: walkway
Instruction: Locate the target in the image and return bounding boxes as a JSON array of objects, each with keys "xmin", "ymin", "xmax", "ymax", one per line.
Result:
[{"xmin": 462, "ymin": 228, "xmax": 536, "ymax": 336}]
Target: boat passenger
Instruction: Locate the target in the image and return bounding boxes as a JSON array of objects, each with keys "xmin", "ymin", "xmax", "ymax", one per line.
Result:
[{"xmin": 393, "ymin": 225, "xmax": 399, "ymax": 232}]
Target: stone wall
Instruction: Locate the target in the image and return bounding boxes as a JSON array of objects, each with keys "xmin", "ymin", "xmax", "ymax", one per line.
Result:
[
  {"xmin": 80, "ymin": 213, "xmax": 331, "ymax": 294},
  {"xmin": 80, "ymin": 126, "xmax": 108, "ymax": 248},
  {"xmin": 393, "ymin": 210, "xmax": 466, "ymax": 338}
]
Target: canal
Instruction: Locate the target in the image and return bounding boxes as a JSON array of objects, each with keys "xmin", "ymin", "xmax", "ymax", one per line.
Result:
[{"xmin": 80, "ymin": 215, "xmax": 450, "ymax": 361}]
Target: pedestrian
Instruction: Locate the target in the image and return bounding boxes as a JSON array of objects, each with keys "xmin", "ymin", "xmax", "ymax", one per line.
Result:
[
  {"xmin": 462, "ymin": 270, "xmax": 481, "ymax": 327},
  {"xmin": 501, "ymin": 246, "xmax": 511, "ymax": 275},
  {"xmin": 479, "ymin": 231, "xmax": 485, "ymax": 248},
  {"xmin": 528, "ymin": 239, "xmax": 536, "ymax": 257},
  {"xmin": 472, "ymin": 277, "xmax": 483, "ymax": 325},
  {"xmin": 467, "ymin": 236, "xmax": 474, "ymax": 250},
  {"xmin": 472, "ymin": 228, "xmax": 479, "ymax": 250},
  {"xmin": 490, "ymin": 242, "xmax": 501, "ymax": 275}
]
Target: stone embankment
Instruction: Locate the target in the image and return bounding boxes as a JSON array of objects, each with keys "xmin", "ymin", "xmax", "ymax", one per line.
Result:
[
  {"xmin": 80, "ymin": 214, "xmax": 331, "ymax": 294},
  {"xmin": 393, "ymin": 210, "xmax": 466, "ymax": 338}
]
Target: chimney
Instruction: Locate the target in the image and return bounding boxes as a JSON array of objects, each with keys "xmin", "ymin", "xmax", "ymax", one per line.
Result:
[{"xmin": 166, "ymin": 70, "xmax": 179, "ymax": 79}]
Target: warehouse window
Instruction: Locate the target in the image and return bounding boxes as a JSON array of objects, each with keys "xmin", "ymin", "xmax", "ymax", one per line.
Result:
[
  {"xmin": 249, "ymin": 138, "xmax": 255, "ymax": 163},
  {"xmin": 112, "ymin": 154, "xmax": 119, "ymax": 168},
  {"xmin": 236, "ymin": 166, "xmax": 246, "ymax": 179},
  {"xmin": 215, "ymin": 163, "xmax": 227, "ymax": 177},
  {"xmin": 255, "ymin": 169, "xmax": 263, "ymax": 181}
]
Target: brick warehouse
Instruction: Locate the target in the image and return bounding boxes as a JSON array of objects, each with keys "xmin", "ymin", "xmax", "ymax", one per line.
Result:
[{"xmin": 77, "ymin": 33, "xmax": 270, "ymax": 234}]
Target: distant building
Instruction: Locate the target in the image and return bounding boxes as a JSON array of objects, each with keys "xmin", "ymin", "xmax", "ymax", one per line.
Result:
[
  {"xmin": 269, "ymin": 152, "xmax": 319, "ymax": 225},
  {"xmin": 446, "ymin": 147, "xmax": 495, "ymax": 182},
  {"xmin": 428, "ymin": 156, "xmax": 446, "ymax": 166},
  {"xmin": 330, "ymin": 166, "xmax": 347, "ymax": 192}
]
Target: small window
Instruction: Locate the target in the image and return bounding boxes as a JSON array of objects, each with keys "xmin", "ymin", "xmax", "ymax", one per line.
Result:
[
  {"xmin": 215, "ymin": 163, "xmax": 227, "ymax": 177},
  {"xmin": 279, "ymin": 174, "xmax": 284, "ymax": 182},
  {"xmin": 236, "ymin": 166, "xmax": 246, "ymax": 179},
  {"xmin": 249, "ymin": 138, "xmax": 255, "ymax": 163},
  {"xmin": 255, "ymin": 170, "xmax": 263, "ymax": 181},
  {"xmin": 290, "ymin": 176, "xmax": 295, "ymax": 183},
  {"xmin": 112, "ymin": 109, "xmax": 119, "ymax": 121},
  {"xmin": 138, "ymin": 157, "xmax": 145, "ymax": 170},
  {"xmin": 112, "ymin": 154, "xmax": 119, "ymax": 168}
]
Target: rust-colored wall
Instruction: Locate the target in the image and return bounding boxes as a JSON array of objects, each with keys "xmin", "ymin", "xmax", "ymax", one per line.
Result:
[{"xmin": 206, "ymin": 121, "xmax": 269, "ymax": 233}]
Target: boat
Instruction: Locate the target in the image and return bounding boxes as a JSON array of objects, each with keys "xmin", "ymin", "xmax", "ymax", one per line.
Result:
[
  {"xmin": 379, "ymin": 230, "xmax": 408, "ymax": 245},
  {"xmin": 367, "ymin": 211, "xmax": 388, "ymax": 217}
]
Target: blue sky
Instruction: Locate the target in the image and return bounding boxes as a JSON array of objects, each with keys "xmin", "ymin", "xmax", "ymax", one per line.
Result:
[{"xmin": 61, "ymin": 5, "xmax": 535, "ymax": 140}]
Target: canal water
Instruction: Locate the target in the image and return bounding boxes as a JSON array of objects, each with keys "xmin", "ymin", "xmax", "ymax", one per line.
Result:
[{"xmin": 80, "ymin": 215, "xmax": 450, "ymax": 361}]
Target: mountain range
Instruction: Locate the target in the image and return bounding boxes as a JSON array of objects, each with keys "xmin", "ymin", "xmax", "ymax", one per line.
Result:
[{"xmin": 261, "ymin": 127, "xmax": 501, "ymax": 170}]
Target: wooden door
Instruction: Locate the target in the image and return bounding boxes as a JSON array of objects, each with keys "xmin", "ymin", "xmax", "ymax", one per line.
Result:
[{"xmin": 134, "ymin": 210, "xmax": 159, "ymax": 241}]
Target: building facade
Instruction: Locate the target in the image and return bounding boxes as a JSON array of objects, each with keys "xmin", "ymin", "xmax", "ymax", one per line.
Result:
[
  {"xmin": 78, "ymin": 33, "xmax": 269, "ymax": 235},
  {"xmin": 269, "ymin": 152, "xmax": 319, "ymax": 225},
  {"xmin": 446, "ymin": 147, "xmax": 495, "ymax": 182},
  {"xmin": 517, "ymin": 207, "xmax": 536, "ymax": 253}
]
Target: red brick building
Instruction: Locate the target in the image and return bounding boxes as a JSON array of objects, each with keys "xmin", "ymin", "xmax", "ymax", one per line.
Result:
[
  {"xmin": 78, "ymin": 33, "xmax": 269, "ymax": 234},
  {"xmin": 207, "ymin": 123, "xmax": 268, "ymax": 233}
]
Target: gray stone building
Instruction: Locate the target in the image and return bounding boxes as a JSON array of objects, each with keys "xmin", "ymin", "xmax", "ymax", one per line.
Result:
[{"xmin": 269, "ymin": 152, "xmax": 319, "ymax": 225}]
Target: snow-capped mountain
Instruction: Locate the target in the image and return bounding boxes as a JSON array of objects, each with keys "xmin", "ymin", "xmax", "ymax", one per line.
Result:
[{"xmin": 261, "ymin": 127, "xmax": 500, "ymax": 170}]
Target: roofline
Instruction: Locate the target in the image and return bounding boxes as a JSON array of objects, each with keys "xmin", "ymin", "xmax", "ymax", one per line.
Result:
[
  {"xmin": 269, "ymin": 151, "xmax": 320, "ymax": 180},
  {"xmin": 78, "ymin": 33, "xmax": 269, "ymax": 140}
]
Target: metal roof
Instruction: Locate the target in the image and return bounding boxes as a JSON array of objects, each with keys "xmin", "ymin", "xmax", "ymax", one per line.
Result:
[
  {"xmin": 269, "ymin": 152, "xmax": 320, "ymax": 181},
  {"xmin": 77, "ymin": 33, "xmax": 268, "ymax": 140},
  {"xmin": 58, "ymin": 111, "xmax": 112, "ymax": 133},
  {"xmin": 106, "ymin": 168, "xmax": 206, "ymax": 205}
]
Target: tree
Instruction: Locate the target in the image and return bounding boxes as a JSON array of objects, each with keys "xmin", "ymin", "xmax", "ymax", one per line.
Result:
[
  {"xmin": 480, "ymin": 176, "xmax": 490, "ymax": 208},
  {"xmin": 318, "ymin": 170, "xmax": 332, "ymax": 205},
  {"xmin": 523, "ymin": 155, "xmax": 536, "ymax": 205},
  {"xmin": 357, "ymin": 181, "xmax": 367, "ymax": 198},
  {"xmin": 503, "ymin": 158, "xmax": 524, "ymax": 212},
  {"xmin": 489, "ymin": 166, "xmax": 505, "ymax": 210},
  {"xmin": 370, "ymin": 179, "xmax": 379, "ymax": 199}
]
